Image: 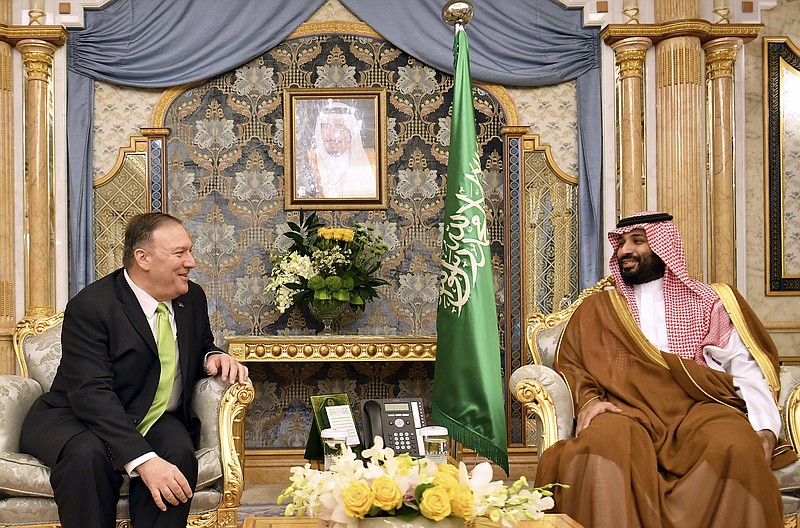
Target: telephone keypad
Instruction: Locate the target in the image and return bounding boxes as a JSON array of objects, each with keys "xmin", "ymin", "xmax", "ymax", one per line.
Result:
[{"xmin": 390, "ymin": 431, "xmax": 413, "ymax": 452}]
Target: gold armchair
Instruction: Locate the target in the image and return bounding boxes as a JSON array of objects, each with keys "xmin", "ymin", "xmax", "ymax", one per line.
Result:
[
  {"xmin": 509, "ymin": 277, "xmax": 800, "ymax": 527},
  {"xmin": 1, "ymin": 312, "xmax": 254, "ymax": 528}
]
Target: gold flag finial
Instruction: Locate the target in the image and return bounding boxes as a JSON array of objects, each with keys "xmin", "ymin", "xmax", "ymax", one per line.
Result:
[{"xmin": 442, "ymin": 0, "xmax": 473, "ymax": 28}]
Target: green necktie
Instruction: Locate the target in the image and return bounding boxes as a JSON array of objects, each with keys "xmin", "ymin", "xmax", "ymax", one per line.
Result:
[{"xmin": 138, "ymin": 302, "xmax": 177, "ymax": 435}]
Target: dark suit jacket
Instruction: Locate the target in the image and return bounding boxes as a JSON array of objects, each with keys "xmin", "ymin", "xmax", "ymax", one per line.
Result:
[{"xmin": 21, "ymin": 269, "xmax": 222, "ymax": 471}]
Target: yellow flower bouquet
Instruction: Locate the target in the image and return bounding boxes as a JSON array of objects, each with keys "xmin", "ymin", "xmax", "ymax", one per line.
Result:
[{"xmin": 278, "ymin": 437, "xmax": 559, "ymax": 528}]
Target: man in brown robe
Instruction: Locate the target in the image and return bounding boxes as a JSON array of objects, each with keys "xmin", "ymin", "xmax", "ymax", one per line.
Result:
[{"xmin": 535, "ymin": 211, "xmax": 795, "ymax": 528}]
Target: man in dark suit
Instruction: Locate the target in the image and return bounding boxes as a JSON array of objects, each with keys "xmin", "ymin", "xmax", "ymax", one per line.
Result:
[{"xmin": 20, "ymin": 212, "xmax": 249, "ymax": 528}]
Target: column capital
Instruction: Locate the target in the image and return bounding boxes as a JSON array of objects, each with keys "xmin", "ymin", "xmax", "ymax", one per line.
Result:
[
  {"xmin": 611, "ymin": 37, "xmax": 653, "ymax": 79},
  {"xmin": 703, "ymin": 37, "xmax": 742, "ymax": 79},
  {"xmin": 17, "ymin": 39, "xmax": 57, "ymax": 82}
]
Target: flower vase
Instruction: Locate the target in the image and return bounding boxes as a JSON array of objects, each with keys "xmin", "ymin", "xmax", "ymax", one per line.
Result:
[{"xmin": 308, "ymin": 299, "xmax": 348, "ymax": 334}]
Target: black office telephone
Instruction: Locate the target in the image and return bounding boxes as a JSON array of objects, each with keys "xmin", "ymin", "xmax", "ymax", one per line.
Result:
[{"xmin": 361, "ymin": 398, "xmax": 427, "ymax": 456}]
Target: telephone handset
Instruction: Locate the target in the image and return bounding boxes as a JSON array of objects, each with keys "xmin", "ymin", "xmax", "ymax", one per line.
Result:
[{"xmin": 361, "ymin": 398, "xmax": 427, "ymax": 456}]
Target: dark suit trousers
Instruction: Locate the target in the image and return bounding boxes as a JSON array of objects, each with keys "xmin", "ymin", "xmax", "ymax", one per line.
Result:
[{"xmin": 50, "ymin": 413, "xmax": 197, "ymax": 528}]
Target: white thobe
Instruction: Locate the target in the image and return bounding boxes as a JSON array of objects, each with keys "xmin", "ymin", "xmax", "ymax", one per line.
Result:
[{"xmin": 633, "ymin": 278, "xmax": 780, "ymax": 438}]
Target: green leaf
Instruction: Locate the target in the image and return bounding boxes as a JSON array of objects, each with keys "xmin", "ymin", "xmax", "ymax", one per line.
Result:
[
  {"xmin": 413, "ymin": 483, "xmax": 435, "ymax": 503},
  {"xmin": 313, "ymin": 289, "xmax": 332, "ymax": 300},
  {"xmin": 333, "ymin": 290, "xmax": 350, "ymax": 302}
]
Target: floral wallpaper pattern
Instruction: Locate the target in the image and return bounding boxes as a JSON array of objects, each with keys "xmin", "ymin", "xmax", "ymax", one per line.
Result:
[{"xmin": 162, "ymin": 32, "xmax": 508, "ymax": 448}]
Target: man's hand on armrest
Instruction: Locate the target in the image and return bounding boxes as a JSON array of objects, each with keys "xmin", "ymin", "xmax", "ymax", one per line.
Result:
[
  {"xmin": 757, "ymin": 429, "xmax": 777, "ymax": 463},
  {"xmin": 204, "ymin": 353, "xmax": 249, "ymax": 384},
  {"xmin": 136, "ymin": 456, "xmax": 193, "ymax": 511}
]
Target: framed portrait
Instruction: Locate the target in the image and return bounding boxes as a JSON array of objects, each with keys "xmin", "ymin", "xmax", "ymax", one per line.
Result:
[
  {"xmin": 284, "ymin": 87, "xmax": 388, "ymax": 210},
  {"xmin": 764, "ymin": 37, "xmax": 800, "ymax": 294}
]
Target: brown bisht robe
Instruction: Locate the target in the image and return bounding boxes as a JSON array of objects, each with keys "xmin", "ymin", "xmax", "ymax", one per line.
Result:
[{"xmin": 535, "ymin": 286, "xmax": 795, "ymax": 528}]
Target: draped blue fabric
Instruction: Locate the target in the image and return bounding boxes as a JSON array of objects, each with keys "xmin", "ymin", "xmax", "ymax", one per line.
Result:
[
  {"xmin": 66, "ymin": 0, "xmax": 602, "ymax": 294},
  {"xmin": 66, "ymin": 0, "xmax": 326, "ymax": 294}
]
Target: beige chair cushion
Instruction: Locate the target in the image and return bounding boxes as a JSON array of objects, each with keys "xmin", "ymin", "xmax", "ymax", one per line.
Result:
[
  {"xmin": 20, "ymin": 320, "xmax": 63, "ymax": 392},
  {"xmin": 0, "ymin": 376, "xmax": 42, "ymax": 453},
  {"xmin": 532, "ymin": 321, "xmax": 566, "ymax": 368}
]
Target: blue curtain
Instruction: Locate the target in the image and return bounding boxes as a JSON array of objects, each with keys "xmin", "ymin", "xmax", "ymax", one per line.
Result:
[{"xmin": 66, "ymin": 0, "xmax": 602, "ymax": 294}]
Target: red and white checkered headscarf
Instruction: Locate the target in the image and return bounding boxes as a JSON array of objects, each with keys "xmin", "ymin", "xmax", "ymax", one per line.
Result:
[{"xmin": 608, "ymin": 211, "xmax": 734, "ymax": 365}]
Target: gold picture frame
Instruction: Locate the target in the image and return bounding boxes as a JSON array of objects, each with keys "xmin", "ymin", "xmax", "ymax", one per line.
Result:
[
  {"xmin": 764, "ymin": 37, "xmax": 800, "ymax": 294},
  {"xmin": 284, "ymin": 87, "xmax": 388, "ymax": 210}
]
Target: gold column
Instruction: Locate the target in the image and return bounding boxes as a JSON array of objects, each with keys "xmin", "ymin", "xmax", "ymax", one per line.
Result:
[
  {"xmin": 655, "ymin": 35, "xmax": 705, "ymax": 278},
  {"xmin": 655, "ymin": 0, "xmax": 703, "ymax": 278},
  {"xmin": 0, "ymin": 0, "xmax": 15, "ymax": 373},
  {"xmin": 655, "ymin": 0, "xmax": 697, "ymax": 22},
  {"xmin": 0, "ymin": 26, "xmax": 67, "ymax": 349},
  {"xmin": 704, "ymin": 37, "xmax": 741, "ymax": 285},
  {"xmin": 611, "ymin": 37, "xmax": 651, "ymax": 217},
  {"xmin": 18, "ymin": 38, "xmax": 57, "ymax": 319}
]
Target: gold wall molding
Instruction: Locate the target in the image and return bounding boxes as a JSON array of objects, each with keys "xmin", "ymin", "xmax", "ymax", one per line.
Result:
[
  {"xmin": 151, "ymin": 83, "xmax": 202, "ymax": 128},
  {"xmin": 225, "ymin": 335, "xmax": 437, "ymax": 362},
  {"xmin": 287, "ymin": 21, "xmax": 383, "ymax": 40},
  {"xmin": 93, "ymin": 129, "xmax": 168, "ymax": 277},
  {"xmin": 600, "ymin": 21, "xmax": 762, "ymax": 46},
  {"xmin": 656, "ymin": 44, "xmax": 703, "ymax": 87},
  {"xmin": 503, "ymin": 130, "xmax": 578, "ymax": 318},
  {"xmin": 622, "ymin": 0, "xmax": 640, "ymax": 25},
  {"xmin": 766, "ymin": 322, "xmax": 800, "ymax": 333},
  {"xmin": 0, "ymin": 24, "xmax": 68, "ymax": 46},
  {"xmin": 655, "ymin": 0, "xmax": 697, "ymax": 23},
  {"xmin": 0, "ymin": 43, "xmax": 9, "ymax": 91},
  {"xmin": 0, "ymin": 32, "xmax": 12, "ymax": 374}
]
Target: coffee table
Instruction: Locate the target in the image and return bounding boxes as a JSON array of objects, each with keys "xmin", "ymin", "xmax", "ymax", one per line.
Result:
[{"xmin": 242, "ymin": 516, "xmax": 584, "ymax": 528}]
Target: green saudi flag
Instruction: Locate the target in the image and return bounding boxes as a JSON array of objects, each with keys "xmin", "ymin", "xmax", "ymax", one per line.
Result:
[{"xmin": 433, "ymin": 25, "xmax": 509, "ymax": 474}]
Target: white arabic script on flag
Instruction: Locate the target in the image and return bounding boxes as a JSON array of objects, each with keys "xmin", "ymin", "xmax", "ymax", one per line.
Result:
[{"xmin": 439, "ymin": 152, "xmax": 490, "ymax": 315}]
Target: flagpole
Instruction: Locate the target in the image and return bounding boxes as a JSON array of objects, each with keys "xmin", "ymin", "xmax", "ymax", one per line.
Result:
[{"xmin": 435, "ymin": 0, "xmax": 510, "ymax": 474}]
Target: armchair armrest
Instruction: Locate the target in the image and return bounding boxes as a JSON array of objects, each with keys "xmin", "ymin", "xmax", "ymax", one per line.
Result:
[
  {"xmin": 509, "ymin": 365, "xmax": 574, "ymax": 453},
  {"xmin": 780, "ymin": 366, "xmax": 800, "ymax": 452},
  {"xmin": 192, "ymin": 377, "xmax": 254, "ymax": 512},
  {"xmin": 0, "ymin": 375, "xmax": 43, "ymax": 453}
]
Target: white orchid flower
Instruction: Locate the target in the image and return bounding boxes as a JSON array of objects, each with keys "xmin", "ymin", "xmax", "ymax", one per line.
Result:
[{"xmin": 361, "ymin": 436, "xmax": 395, "ymax": 463}]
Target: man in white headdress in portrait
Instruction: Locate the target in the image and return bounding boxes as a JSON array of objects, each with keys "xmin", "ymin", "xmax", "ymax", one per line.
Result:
[{"xmin": 308, "ymin": 101, "xmax": 377, "ymax": 199}]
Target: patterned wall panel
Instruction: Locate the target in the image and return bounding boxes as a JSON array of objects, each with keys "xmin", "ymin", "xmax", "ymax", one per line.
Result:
[{"xmin": 160, "ymin": 28, "xmax": 510, "ymax": 449}]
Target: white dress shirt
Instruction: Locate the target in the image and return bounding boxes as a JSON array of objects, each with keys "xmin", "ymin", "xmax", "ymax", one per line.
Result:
[{"xmin": 633, "ymin": 278, "xmax": 781, "ymax": 438}]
